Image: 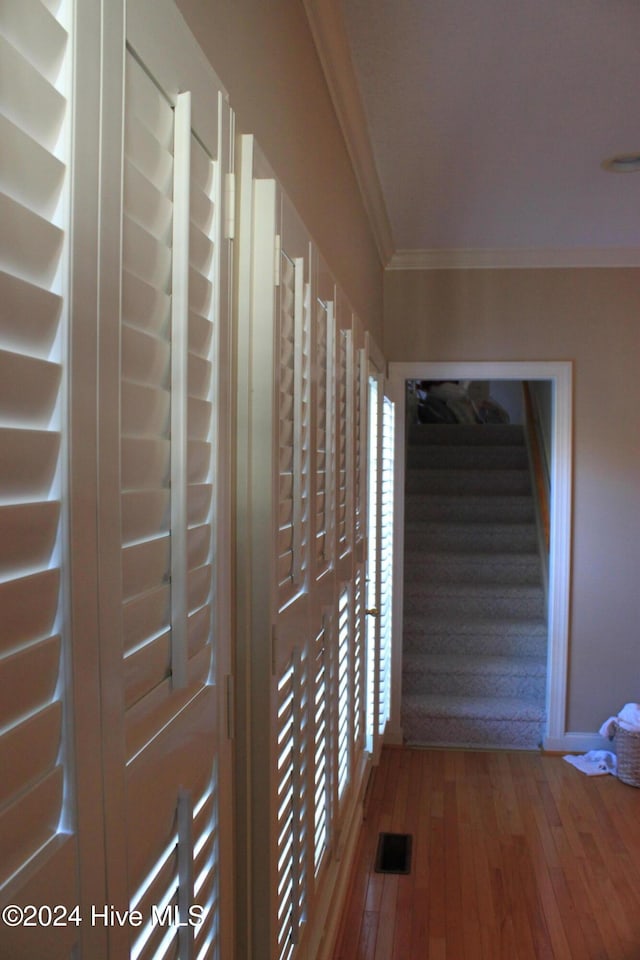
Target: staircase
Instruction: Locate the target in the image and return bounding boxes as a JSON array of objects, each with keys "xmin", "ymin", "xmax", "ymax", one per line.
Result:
[{"xmin": 401, "ymin": 423, "xmax": 547, "ymax": 750}]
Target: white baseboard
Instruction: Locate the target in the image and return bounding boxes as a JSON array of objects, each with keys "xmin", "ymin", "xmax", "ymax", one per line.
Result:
[{"xmin": 543, "ymin": 731, "xmax": 613, "ymax": 754}]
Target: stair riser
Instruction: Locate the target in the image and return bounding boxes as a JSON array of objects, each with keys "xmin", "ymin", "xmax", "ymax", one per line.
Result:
[
  {"xmin": 401, "ymin": 715, "xmax": 543, "ymax": 750},
  {"xmin": 405, "ymin": 497, "xmax": 535, "ymax": 523},
  {"xmin": 408, "ymin": 424, "xmax": 525, "ymax": 447},
  {"xmin": 404, "ymin": 595, "xmax": 546, "ymax": 619},
  {"xmin": 408, "ymin": 446, "xmax": 529, "ymax": 470},
  {"xmin": 405, "ymin": 526, "xmax": 538, "ymax": 553},
  {"xmin": 406, "ymin": 471, "xmax": 532, "ymax": 495},
  {"xmin": 402, "ymin": 668, "xmax": 546, "ymax": 700},
  {"xmin": 404, "ymin": 556, "xmax": 542, "ymax": 585},
  {"xmin": 403, "ymin": 631, "xmax": 547, "ymax": 659}
]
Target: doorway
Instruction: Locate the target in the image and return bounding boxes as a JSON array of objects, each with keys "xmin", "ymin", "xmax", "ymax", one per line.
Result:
[{"xmin": 386, "ymin": 361, "xmax": 572, "ymax": 750}]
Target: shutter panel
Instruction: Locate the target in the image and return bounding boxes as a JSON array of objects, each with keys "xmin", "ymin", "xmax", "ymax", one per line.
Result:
[
  {"xmin": 102, "ymin": 8, "xmax": 234, "ymax": 955},
  {"xmin": 378, "ymin": 396, "xmax": 395, "ymax": 734},
  {"xmin": 0, "ymin": 0, "xmax": 79, "ymax": 942}
]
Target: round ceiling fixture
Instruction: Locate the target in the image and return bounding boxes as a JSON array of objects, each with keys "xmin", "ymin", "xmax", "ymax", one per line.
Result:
[{"xmin": 602, "ymin": 153, "xmax": 640, "ymax": 173}]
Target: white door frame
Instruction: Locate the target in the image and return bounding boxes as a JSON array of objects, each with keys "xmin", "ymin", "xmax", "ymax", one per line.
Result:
[{"xmin": 386, "ymin": 360, "xmax": 573, "ymax": 751}]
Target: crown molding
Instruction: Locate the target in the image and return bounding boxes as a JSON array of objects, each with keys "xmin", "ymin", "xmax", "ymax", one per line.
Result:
[
  {"xmin": 387, "ymin": 247, "xmax": 640, "ymax": 270},
  {"xmin": 303, "ymin": 0, "xmax": 394, "ymax": 267}
]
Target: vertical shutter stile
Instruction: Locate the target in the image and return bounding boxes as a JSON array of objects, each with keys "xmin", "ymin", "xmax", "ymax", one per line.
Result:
[{"xmin": 171, "ymin": 90, "xmax": 191, "ymax": 690}]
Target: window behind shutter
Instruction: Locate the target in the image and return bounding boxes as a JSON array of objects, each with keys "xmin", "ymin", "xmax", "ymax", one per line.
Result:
[{"xmin": 0, "ymin": 0, "xmax": 78, "ymax": 929}]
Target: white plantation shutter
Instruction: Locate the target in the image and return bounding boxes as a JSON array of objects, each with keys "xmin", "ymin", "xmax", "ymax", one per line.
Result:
[
  {"xmin": 239, "ymin": 138, "xmax": 381, "ymax": 960},
  {"xmin": 0, "ymin": 1, "xmax": 81, "ymax": 950},
  {"xmin": 90, "ymin": 5, "xmax": 235, "ymax": 956}
]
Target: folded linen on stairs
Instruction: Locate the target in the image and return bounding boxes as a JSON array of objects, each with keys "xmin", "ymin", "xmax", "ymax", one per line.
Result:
[
  {"xmin": 563, "ymin": 750, "xmax": 617, "ymax": 776},
  {"xmin": 598, "ymin": 702, "xmax": 640, "ymax": 739}
]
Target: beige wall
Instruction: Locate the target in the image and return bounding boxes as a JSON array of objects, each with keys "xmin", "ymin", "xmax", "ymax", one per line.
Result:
[
  {"xmin": 385, "ymin": 268, "xmax": 640, "ymax": 732},
  {"xmin": 176, "ymin": 0, "xmax": 383, "ymax": 342}
]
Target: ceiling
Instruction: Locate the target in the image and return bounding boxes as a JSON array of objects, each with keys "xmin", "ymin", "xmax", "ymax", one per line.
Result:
[{"xmin": 305, "ymin": 0, "xmax": 640, "ymax": 268}]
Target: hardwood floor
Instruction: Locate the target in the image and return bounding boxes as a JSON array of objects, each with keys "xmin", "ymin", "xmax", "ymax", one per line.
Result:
[{"xmin": 333, "ymin": 746, "xmax": 640, "ymax": 959}]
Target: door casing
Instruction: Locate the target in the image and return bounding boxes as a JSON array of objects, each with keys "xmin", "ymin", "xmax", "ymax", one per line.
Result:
[{"xmin": 386, "ymin": 360, "xmax": 573, "ymax": 751}]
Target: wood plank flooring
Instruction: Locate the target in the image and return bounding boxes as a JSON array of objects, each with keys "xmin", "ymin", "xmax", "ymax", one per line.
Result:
[{"xmin": 333, "ymin": 746, "xmax": 640, "ymax": 959}]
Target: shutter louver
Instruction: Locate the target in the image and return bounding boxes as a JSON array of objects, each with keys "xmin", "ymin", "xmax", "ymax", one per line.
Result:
[{"xmin": 0, "ymin": 0, "xmax": 71, "ymax": 894}]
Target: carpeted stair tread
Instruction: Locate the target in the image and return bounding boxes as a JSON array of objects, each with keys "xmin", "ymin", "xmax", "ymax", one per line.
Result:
[{"xmin": 403, "ymin": 652, "xmax": 546, "ymax": 677}]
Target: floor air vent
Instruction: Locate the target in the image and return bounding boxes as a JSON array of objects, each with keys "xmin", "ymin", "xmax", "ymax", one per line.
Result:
[{"xmin": 375, "ymin": 832, "xmax": 412, "ymax": 875}]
